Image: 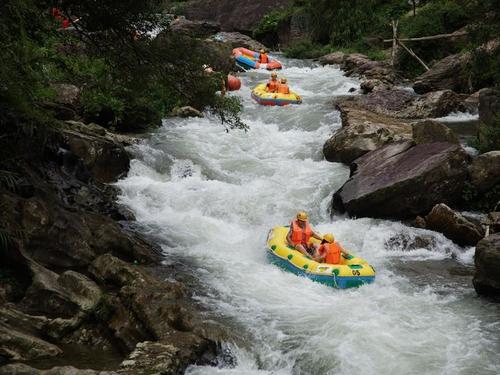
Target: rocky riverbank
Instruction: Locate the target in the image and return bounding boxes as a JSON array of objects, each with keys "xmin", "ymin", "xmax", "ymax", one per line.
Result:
[
  {"xmin": 319, "ymin": 51, "xmax": 500, "ymax": 299},
  {"xmin": 0, "ymin": 120, "xmax": 218, "ymax": 374}
]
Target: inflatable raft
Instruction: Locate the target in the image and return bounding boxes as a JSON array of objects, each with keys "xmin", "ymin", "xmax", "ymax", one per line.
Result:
[
  {"xmin": 233, "ymin": 47, "xmax": 282, "ymax": 70},
  {"xmin": 266, "ymin": 226, "xmax": 375, "ymax": 289},
  {"xmin": 251, "ymin": 83, "xmax": 302, "ymax": 106}
]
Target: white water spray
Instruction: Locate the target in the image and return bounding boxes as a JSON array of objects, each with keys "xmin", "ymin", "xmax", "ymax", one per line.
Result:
[{"xmin": 117, "ymin": 58, "xmax": 500, "ymax": 375}]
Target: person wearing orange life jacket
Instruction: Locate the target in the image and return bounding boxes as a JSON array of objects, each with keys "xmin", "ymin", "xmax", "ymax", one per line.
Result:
[
  {"xmin": 286, "ymin": 211, "xmax": 324, "ymax": 259},
  {"xmin": 266, "ymin": 72, "xmax": 279, "ymax": 93},
  {"xmin": 277, "ymin": 77, "xmax": 290, "ymax": 94},
  {"xmin": 316, "ymin": 233, "xmax": 350, "ymax": 264},
  {"xmin": 259, "ymin": 49, "xmax": 269, "ymax": 64}
]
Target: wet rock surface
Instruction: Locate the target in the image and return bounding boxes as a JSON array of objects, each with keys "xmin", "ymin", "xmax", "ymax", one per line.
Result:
[
  {"xmin": 412, "ymin": 120, "xmax": 459, "ymax": 145},
  {"xmin": 332, "ymin": 142, "xmax": 469, "ymax": 219},
  {"xmin": 209, "ymin": 32, "xmax": 266, "ymax": 51},
  {"xmin": 413, "ymin": 52, "xmax": 472, "ymax": 94},
  {"xmin": 473, "ymin": 233, "xmax": 500, "ymax": 298},
  {"xmin": 179, "ymin": 0, "xmax": 291, "ymax": 34},
  {"xmin": 170, "ymin": 18, "xmax": 221, "ymax": 38},
  {"xmin": 424, "ymin": 204, "xmax": 484, "ymax": 246},
  {"xmin": 0, "ymin": 121, "xmax": 215, "ymax": 373},
  {"xmin": 323, "ymin": 100, "xmax": 412, "ymax": 163}
]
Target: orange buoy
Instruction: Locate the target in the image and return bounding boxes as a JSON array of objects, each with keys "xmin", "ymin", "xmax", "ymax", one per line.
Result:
[{"xmin": 227, "ymin": 75, "xmax": 241, "ymax": 91}]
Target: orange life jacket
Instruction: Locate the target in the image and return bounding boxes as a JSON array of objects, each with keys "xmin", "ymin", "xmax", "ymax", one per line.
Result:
[
  {"xmin": 277, "ymin": 84, "xmax": 290, "ymax": 94},
  {"xmin": 320, "ymin": 242, "xmax": 342, "ymax": 264},
  {"xmin": 290, "ymin": 220, "xmax": 312, "ymax": 246},
  {"xmin": 267, "ymin": 79, "xmax": 278, "ymax": 92},
  {"xmin": 260, "ymin": 54, "xmax": 269, "ymax": 64}
]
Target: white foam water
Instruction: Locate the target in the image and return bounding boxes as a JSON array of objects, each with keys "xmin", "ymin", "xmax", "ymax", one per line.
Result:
[{"xmin": 117, "ymin": 58, "xmax": 500, "ymax": 375}]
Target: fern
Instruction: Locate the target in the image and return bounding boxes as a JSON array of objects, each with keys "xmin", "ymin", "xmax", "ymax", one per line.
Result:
[{"xmin": 0, "ymin": 170, "xmax": 18, "ymax": 191}]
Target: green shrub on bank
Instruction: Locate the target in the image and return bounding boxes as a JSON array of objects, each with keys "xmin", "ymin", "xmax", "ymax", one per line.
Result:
[
  {"xmin": 284, "ymin": 40, "xmax": 331, "ymax": 59},
  {"xmin": 0, "ymin": 0, "xmax": 246, "ymax": 136}
]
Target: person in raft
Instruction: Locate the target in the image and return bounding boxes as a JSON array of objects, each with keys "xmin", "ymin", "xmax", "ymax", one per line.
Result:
[
  {"xmin": 266, "ymin": 72, "xmax": 279, "ymax": 93},
  {"xmin": 286, "ymin": 211, "xmax": 324, "ymax": 258},
  {"xmin": 277, "ymin": 77, "xmax": 290, "ymax": 94},
  {"xmin": 259, "ymin": 49, "xmax": 269, "ymax": 64},
  {"xmin": 316, "ymin": 233, "xmax": 350, "ymax": 264}
]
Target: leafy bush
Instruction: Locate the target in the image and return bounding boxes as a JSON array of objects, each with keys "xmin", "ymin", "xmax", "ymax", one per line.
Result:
[
  {"xmin": 400, "ymin": 0, "xmax": 469, "ymax": 38},
  {"xmin": 284, "ymin": 40, "xmax": 331, "ymax": 59}
]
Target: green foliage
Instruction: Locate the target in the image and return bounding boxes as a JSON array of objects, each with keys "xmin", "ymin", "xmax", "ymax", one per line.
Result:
[
  {"xmin": 284, "ymin": 40, "xmax": 331, "ymax": 59},
  {"xmin": 470, "ymin": 48, "xmax": 500, "ymax": 91},
  {"xmin": 209, "ymin": 96, "xmax": 248, "ymax": 132},
  {"xmin": 475, "ymin": 114, "xmax": 500, "ymax": 154},
  {"xmin": 0, "ymin": 0, "xmax": 244, "ymax": 135},
  {"xmin": 462, "ymin": 182, "xmax": 500, "ymax": 212},
  {"xmin": 400, "ymin": 1, "xmax": 469, "ymax": 38},
  {"xmin": 253, "ymin": 10, "xmax": 290, "ymax": 37}
]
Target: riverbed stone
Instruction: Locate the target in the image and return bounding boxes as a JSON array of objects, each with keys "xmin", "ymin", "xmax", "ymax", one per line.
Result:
[
  {"xmin": 468, "ymin": 151, "xmax": 500, "ymax": 193},
  {"xmin": 412, "ymin": 120, "xmax": 459, "ymax": 145},
  {"xmin": 413, "ymin": 52, "xmax": 472, "ymax": 94},
  {"xmin": 0, "ymin": 364, "xmax": 117, "ymax": 374},
  {"xmin": 332, "ymin": 141, "xmax": 470, "ymax": 218},
  {"xmin": 323, "ymin": 100, "xmax": 412, "ymax": 163},
  {"xmin": 0, "ymin": 326, "xmax": 62, "ymax": 362},
  {"xmin": 473, "ymin": 233, "xmax": 500, "ymax": 298},
  {"xmin": 425, "ymin": 204, "xmax": 484, "ymax": 246}
]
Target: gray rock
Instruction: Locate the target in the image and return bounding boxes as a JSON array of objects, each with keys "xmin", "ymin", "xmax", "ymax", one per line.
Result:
[
  {"xmin": 171, "ymin": 106, "xmax": 203, "ymax": 118},
  {"xmin": 0, "ymin": 326, "xmax": 62, "ymax": 361},
  {"xmin": 210, "ymin": 32, "xmax": 265, "ymax": 51},
  {"xmin": 332, "ymin": 142, "xmax": 470, "ymax": 218},
  {"xmin": 323, "ymin": 101, "xmax": 412, "ymax": 163},
  {"xmin": 425, "ymin": 203, "xmax": 485, "ymax": 246},
  {"xmin": 180, "ymin": 0, "xmax": 291, "ymax": 34},
  {"xmin": 318, "ymin": 52, "xmax": 346, "ymax": 66},
  {"xmin": 469, "ymin": 151, "xmax": 500, "ymax": 193},
  {"xmin": 170, "ymin": 18, "xmax": 221, "ymax": 38},
  {"xmin": 473, "ymin": 233, "xmax": 500, "ymax": 298},
  {"xmin": 412, "ymin": 120, "xmax": 459, "ymax": 145},
  {"xmin": 52, "ymin": 84, "xmax": 80, "ymax": 107},
  {"xmin": 478, "ymin": 89, "xmax": 500, "ymax": 151},
  {"xmin": 413, "ymin": 52, "xmax": 472, "ymax": 94}
]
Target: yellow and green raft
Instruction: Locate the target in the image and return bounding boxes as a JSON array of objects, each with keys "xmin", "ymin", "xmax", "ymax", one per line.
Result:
[
  {"xmin": 266, "ymin": 226, "xmax": 375, "ymax": 289},
  {"xmin": 251, "ymin": 83, "xmax": 302, "ymax": 106}
]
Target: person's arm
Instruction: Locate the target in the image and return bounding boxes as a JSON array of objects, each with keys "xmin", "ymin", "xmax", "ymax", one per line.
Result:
[
  {"xmin": 339, "ymin": 243, "xmax": 350, "ymax": 257},
  {"xmin": 311, "ymin": 229, "xmax": 323, "ymax": 241},
  {"xmin": 286, "ymin": 228, "xmax": 293, "ymax": 247}
]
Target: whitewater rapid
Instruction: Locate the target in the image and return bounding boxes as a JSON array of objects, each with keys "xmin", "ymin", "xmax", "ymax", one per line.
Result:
[{"xmin": 117, "ymin": 57, "xmax": 500, "ymax": 375}]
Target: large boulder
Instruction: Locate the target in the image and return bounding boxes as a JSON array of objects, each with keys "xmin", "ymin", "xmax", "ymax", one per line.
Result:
[
  {"xmin": 332, "ymin": 141, "xmax": 470, "ymax": 219},
  {"xmin": 413, "ymin": 52, "xmax": 472, "ymax": 94},
  {"xmin": 0, "ymin": 326, "xmax": 62, "ymax": 362},
  {"xmin": 318, "ymin": 52, "xmax": 346, "ymax": 66},
  {"xmin": 468, "ymin": 151, "xmax": 500, "ymax": 193},
  {"xmin": 412, "ymin": 120, "xmax": 459, "ymax": 145},
  {"xmin": 179, "ymin": 0, "xmax": 291, "ymax": 34},
  {"xmin": 170, "ymin": 18, "xmax": 221, "ymax": 38},
  {"xmin": 425, "ymin": 204, "xmax": 484, "ymax": 246},
  {"xmin": 323, "ymin": 100, "xmax": 412, "ymax": 163},
  {"xmin": 61, "ymin": 125, "xmax": 130, "ymax": 184},
  {"xmin": 473, "ymin": 233, "xmax": 500, "ymax": 298},
  {"xmin": 209, "ymin": 32, "xmax": 265, "ymax": 51},
  {"xmin": 346, "ymin": 89, "xmax": 467, "ymax": 119}
]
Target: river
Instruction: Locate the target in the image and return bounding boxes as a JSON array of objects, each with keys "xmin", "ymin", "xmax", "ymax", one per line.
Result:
[{"xmin": 117, "ymin": 57, "xmax": 500, "ymax": 375}]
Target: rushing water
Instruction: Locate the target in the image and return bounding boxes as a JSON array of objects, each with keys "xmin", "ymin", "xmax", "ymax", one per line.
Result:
[{"xmin": 117, "ymin": 57, "xmax": 500, "ymax": 375}]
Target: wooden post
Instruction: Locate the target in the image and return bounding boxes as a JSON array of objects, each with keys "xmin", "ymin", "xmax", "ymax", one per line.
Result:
[
  {"xmin": 397, "ymin": 39, "xmax": 430, "ymax": 71},
  {"xmin": 391, "ymin": 20, "xmax": 399, "ymax": 67}
]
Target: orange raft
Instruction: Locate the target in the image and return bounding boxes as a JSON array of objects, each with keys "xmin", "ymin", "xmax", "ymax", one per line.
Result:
[{"xmin": 232, "ymin": 47, "xmax": 282, "ymax": 70}]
